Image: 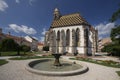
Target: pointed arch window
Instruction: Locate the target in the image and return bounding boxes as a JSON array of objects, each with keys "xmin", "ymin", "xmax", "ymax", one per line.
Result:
[
  {"xmin": 72, "ymin": 29, "xmax": 76, "ymax": 46},
  {"xmin": 57, "ymin": 31, "xmax": 60, "ymax": 46},
  {"xmin": 76, "ymin": 28, "xmax": 80, "ymax": 47},
  {"xmin": 57, "ymin": 31, "xmax": 60, "ymax": 41},
  {"xmin": 61, "ymin": 30, "xmax": 65, "ymax": 46},
  {"xmin": 66, "ymin": 29, "xmax": 70, "ymax": 46},
  {"xmin": 84, "ymin": 29, "xmax": 88, "ymax": 47}
]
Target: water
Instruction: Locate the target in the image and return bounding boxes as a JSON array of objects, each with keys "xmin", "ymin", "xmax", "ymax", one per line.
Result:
[{"xmin": 32, "ymin": 59, "xmax": 82, "ymax": 72}]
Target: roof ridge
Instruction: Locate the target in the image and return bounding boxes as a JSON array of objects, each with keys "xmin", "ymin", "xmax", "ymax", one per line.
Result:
[{"xmin": 62, "ymin": 12, "xmax": 80, "ymax": 17}]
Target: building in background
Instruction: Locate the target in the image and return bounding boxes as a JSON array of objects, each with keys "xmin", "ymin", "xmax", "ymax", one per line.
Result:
[
  {"xmin": 98, "ymin": 37, "xmax": 112, "ymax": 52},
  {"xmin": 37, "ymin": 42, "xmax": 44, "ymax": 51},
  {"xmin": 24, "ymin": 36, "xmax": 38, "ymax": 51},
  {"xmin": 44, "ymin": 8, "xmax": 98, "ymax": 56},
  {"xmin": 0, "ymin": 28, "xmax": 38, "ymax": 51},
  {"xmin": 0, "ymin": 28, "xmax": 31, "ymax": 47}
]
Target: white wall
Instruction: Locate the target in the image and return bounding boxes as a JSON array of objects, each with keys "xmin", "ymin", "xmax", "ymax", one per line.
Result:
[
  {"xmin": 51, "ymin": 25, "xmax": 81, "ymax": 54},
  {"xmin": 49, "ymin": 25, "xmax": 94, "ymax": 55}
]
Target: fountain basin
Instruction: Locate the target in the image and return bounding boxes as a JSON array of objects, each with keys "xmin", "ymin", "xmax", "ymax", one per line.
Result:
[{"xmin": 26, "ymin": 59, "xmax": 88, "ymax": 76}]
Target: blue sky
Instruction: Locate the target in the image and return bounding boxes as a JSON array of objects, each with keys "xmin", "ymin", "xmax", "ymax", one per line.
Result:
[{"xmin": 0, "ymin": 0, "xmax": 120, "ymax": 42}]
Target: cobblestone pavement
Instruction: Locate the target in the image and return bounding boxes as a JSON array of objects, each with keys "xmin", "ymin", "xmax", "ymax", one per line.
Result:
[{"xmin": 0, "ymin": 56, "xmax": 120, "ymax": 80}]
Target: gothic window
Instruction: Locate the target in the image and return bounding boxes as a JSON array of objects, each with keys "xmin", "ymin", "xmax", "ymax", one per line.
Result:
[
  {"xmin": 61, "ymin": 30, "xmax": 65, "ymax": 46},
  {"xmin": 57, "ymin": 31, "xmax": 60, "ymax": 41},
  {"xmin": 66, "ymin": 29, "xmax": 70, "ymax": 46},
  {"xmin": 50, "ymin": 31, "xmax": 53, "ymax": 44},
  {"xmin": 57, "ymin": 31, "xmax": 60, "ymax": 46},
  {"xmin": 76, "ymin": 28, "xmax": 80, "ymax": 47},
  {"xmin": 84, "ymin": 29, "xmax": 88, "ymax": 47},
  {"xmin": 72, "ymin": 29, "xmax": 76, "ymax": 46}
]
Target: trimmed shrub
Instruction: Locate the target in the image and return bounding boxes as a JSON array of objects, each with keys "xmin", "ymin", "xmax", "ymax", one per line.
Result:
[{"xmin": 43, "ymin": 46, "xmax": 49, "ymax": 51}]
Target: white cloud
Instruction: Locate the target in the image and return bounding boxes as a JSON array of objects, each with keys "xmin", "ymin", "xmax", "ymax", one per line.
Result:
[
  {"xmin": 33, "ymin": 36, "xmax": 38, "ymax": 40},
  {"xmin": 15, "ymin": 0, "xmax": 36, "ymax": 5},
  {"xmin": 40, "ymin": 37, "xmax": 44, "ymax": 42},
  {"xmin": 15, "ymin": 0, "xmax": 20, "ymax": 4},
  {"xmin": 9, "ymin": 24, "xmax": 37, "ymax": 35},
  {"xmin": 29, "ymin": 0, "xmax": 35, "ymax": 5},
  {"xmin": 95, "ymin": 22, "xmax": 115, "ymax": 39},
  {"xmin": 39, "ymin": 28, "xmax": 46, "ymax": 42},
  {"xmin": 41, "ymin": 28, "xmax": 46, "ymax": 35},
  {"xmin": 0, "ymin": 0, "xmax": 8, "ymax": 11}
]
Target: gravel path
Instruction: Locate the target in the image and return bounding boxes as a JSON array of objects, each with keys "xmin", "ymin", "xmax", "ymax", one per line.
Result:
[{"xmin": 0, "ymin": 57, "xmax": 120, "ymax": 80}]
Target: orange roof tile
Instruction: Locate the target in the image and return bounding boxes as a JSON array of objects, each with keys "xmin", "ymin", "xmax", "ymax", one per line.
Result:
[{"xmin": 51, "ymin": 13, "xmax": 89, "ymax": 28}]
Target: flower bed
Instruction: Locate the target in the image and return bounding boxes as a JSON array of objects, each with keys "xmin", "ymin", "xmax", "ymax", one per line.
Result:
[{"xmin": 70, "ymin": 57, "xmax": 120, "ymax": 68}]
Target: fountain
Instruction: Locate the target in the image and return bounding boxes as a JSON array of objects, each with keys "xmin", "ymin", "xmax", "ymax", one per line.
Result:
[
  {"xmin": 25, "ymin": 39, "xmax": 88, "ymax": 76},
  {"xmin": 52, "ymin": 38, "xmax": 62, "ymax": 66},
  {"xmin": 52, "ymin": 53, "xmax": 62, "ymax": 66}
]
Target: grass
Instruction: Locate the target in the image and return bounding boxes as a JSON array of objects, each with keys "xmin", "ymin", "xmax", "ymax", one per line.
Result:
[
  {"xmin": 0, "ymin": 51, "xmax": 43, "ymax": 56},
  {"xmin": 116, "ymin": 71, "xmax": 120, "ymax": 76},
  {"xmin": 0, "ymin": 51, "xmax": 18, "ymax": 56},
  {"xmin": 70, "ymin": 57, "xmax": 120, "ymax": 68},
  {"xmin": 9, "ymin": 55, "xmax": 54, "ymax": 60},
  {"xmin": 0, "ymin": 59, "xmax": 8, "ymax": 66}
]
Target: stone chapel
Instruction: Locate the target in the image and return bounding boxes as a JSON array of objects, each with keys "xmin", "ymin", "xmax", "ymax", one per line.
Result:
[{"xmin": 44, "ymin": 8, "xmax": 98, "ymax": 56}]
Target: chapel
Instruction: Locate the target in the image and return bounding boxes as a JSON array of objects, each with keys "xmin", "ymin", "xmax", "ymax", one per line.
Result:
[{"xmin": 44, "ymin": 8, "xmax": 98, "ymax": 56}]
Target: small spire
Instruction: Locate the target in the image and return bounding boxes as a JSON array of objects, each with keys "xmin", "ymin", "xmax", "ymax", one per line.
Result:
[
  {"xmin": 53, "ymin": 8, "xmax": 61, "ymax": 20},
  {"xmin": 54, "ymin": 8, "xmax": 59, "ymax": 12}
]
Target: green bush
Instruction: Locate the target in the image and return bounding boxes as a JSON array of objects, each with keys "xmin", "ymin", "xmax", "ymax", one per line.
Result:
[
  {"xmin": 0, "ymin": 38, "xmax": 19, "ymax": 51},
  {"xmin": 43, "ymin": 46, "xmax": 49, "ymax": 51},
  {"xmin": 101, "ymin": 43, "xmax": 120, "ymax": 57},
  {"xmin": 21, "ymin": 45, "xmax": 30, "ymax": 54}
]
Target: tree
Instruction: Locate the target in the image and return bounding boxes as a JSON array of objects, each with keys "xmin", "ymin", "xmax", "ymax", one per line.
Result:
[
  {"xmin": 0, "ymin": 42, "xmax": 2, "ymax": 56},
  {"xmin": 43, "ymin": 46, "xmax": 49, "ymax": 51},
  {"xmin": 21, "ymin": 45, "xmax": 30, "ymax": 54},
  {"xmin": 110, "ymin": 25, "xmax": 120, "ymax": 42},
  {"xmin": 110, "ymin": 4, "xmax": 120, "ymax": 22},
  {"xmin": 106, "ymin": 3, "xmax": 120, "ymax": 57},
  {"xmin": 101, "ymin": 44, "xmax": 113, "ymax": 53},
  {"xmin": 1, "ymin": 38, "xmax": 19, "ymax": 51},
  {"xmin": 102, "ymin": 26, "xmax": 120, "ymax": 57}
]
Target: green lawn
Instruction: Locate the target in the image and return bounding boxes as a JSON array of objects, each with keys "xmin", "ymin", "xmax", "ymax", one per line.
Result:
[
  {"xmin": 116, "ymin": 71, "xmax": 120, "ymax": 76},
  {"xmin": 0, "ymin": 51, "xmax": 43, "ymax": 56},
  {"xmin": 0, "ymin": 51, "xmax": 20, "ymax": 56},
  {"xmin": 0, "ymin": 59, "xmax": 8, "ymax": 66},
  {"xmin": 9, "ymin": 55, "xmax": 53, "ymax": 60},
  {"xmin": 70, "ymin": 57, "xmax": 120, "ymax": 68}
]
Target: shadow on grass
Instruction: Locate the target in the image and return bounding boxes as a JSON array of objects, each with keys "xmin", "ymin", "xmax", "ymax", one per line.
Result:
[{"xmin": 0, "ymin": 59, "xmax": 8, "ymax": 66}]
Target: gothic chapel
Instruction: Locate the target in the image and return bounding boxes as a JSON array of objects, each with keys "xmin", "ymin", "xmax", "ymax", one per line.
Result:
[{"xmin": 44, "ymin": 8, "xmax": 98, "ymax": 56}]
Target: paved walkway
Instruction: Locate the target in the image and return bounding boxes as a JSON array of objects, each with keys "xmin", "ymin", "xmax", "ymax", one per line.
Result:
[{"xmin": 0, "ymin": 56, "xmax": 120, "ymax": 80}]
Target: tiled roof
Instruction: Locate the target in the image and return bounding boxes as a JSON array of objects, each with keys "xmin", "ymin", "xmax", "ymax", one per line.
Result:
[
  {"xmin": 51, "ymin": 13, "xmax": 89, "ymax": 28},
  {"xmin": 0, "ymin": 33, "xmax": 30, "ymax": 44},
  {"xmin": 27, "ymin": 36, "xmax": 38, "ymax": 41},
  {"xmin": 38, "ymin": 42, "xmax": 44, "ymax": 46}
]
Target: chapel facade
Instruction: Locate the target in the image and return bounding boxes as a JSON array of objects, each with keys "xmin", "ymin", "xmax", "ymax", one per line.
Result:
[{"xmin": 44, "ymin": 8, "xmax": 98, "ymax": 56}]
